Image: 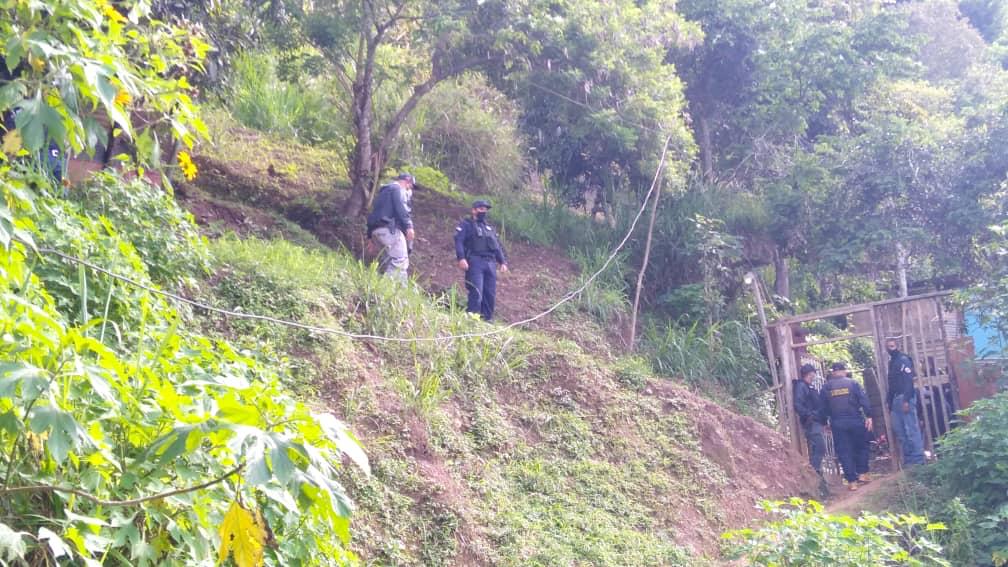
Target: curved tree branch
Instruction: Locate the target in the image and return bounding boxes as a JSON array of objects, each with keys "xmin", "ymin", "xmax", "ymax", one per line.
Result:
[{"xmin": 0, "ymin": 463, "xmax": 244, "ymax": 507}]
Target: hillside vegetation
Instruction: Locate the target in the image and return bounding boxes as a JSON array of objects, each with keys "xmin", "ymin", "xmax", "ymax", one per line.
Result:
[{"xmin": 3, "ymin": 0, "xmax": 1008, "ymax": 565}]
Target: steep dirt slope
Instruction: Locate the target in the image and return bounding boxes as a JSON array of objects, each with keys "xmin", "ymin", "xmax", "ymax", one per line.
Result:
[{"xmin": 178, "ymin": 119, "xmax": 821, "ymax": 564}]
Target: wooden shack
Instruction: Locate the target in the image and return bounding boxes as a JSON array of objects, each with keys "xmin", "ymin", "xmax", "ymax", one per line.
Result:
[{"xmin": 765, "ymin": 291, "xmax": 967, "ymax": 471}]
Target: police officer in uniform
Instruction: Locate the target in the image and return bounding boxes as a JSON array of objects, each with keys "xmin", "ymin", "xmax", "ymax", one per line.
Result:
[
  {"xmin": 454, "ymin": 200, "xmax": 508, "ymax": 320},
  {"xmin": 794, "ymin": 364, "xmax": 827, "ymax": 478},
  {"xmin": 820, "ymin": 361, "xmax": 873, "ymax": 491}
]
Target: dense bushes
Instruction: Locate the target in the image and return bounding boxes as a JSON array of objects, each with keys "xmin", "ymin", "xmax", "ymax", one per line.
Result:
[
  {"xmin": 225, "ymin": 50, "xmax": 349, "ymax": 148},
  {"xmin": 0, "ymin": 168, "xmax": 365, "ymax": 565},
  {"xmin": 400, "ymin": 74, "xmax": 528, "ymax": 195},
  {"xmin": 723, "ymin": 499, "xmax": 949, "ymax": 566},
  {"xmin": 922, "ymin": 393, "xmax": 1008, "ymax": 565}
]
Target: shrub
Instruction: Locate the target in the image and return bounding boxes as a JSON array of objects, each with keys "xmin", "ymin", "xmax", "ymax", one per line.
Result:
[
  {"xmin": 723, "ymin": 499, "xmax": 949, "ymax": 566},
  {"xmin": 68, "ymin": 172, "xmax": 210, "ymax": 285},
  {"xmin": 399, "ymin": 74, "xmax": 527, "ymax": 195},
  {"xmin": 642, "ymin": 319, "xmax": 768, "ymax": 400},
  {"xmin": 0, "ymin": 167, "xmax": 365, "ymax": 565},
  {"xmin": 923, "ymin": 393, "xmax": 1008, "ymax": 565},
  {"xmin": 224, "ymin": 50, "xmax": 348, "ymax": 147}
]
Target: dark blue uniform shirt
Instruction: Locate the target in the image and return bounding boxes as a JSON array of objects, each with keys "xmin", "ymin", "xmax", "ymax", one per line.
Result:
[
  {"xmin": 454, "ymin": 217, "xmax": 507, "ymax": 264},
  {"xmin": 820, "ymin": 376, "xmax": 872, "ymax": 422},
  {"xmin": 887, "ymin": 350, "xmax": 917, "ymax": 408}
]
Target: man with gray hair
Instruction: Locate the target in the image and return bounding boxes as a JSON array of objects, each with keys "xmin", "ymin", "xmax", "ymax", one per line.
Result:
[{"xmin": 366, "ymin": 172, "xmax": 416, "ymax": 282}]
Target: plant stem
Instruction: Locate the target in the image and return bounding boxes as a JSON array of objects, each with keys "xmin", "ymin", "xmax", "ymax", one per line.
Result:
[{"xmin": 0, "ymin": 463, "xmax": 244, "ymax": 507}]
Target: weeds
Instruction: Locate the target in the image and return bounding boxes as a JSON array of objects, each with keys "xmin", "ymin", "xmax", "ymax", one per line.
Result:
[
  {"xmin": 224, "ymin": 50, "xmax": 348, "ymax": 147},
  {"xmin": 642, "ymin": 319, "xmax": 769, "ymax": 405}
]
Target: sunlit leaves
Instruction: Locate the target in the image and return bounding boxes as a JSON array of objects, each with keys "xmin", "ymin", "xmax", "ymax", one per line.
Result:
[
  {"xmin": 0, "ymin": 0, "xmax": 208, "ymax": 167},
  {"xmin": 0, "ymin": 167, "xmax": 365, "ymax": 564},
  {"xmin": 724, "ymin": 499, "xmax": 950, "ymax": 566}
]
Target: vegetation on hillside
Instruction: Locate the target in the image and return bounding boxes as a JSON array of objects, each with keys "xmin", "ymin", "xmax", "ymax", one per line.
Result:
[{"xmin": 3, "ymin": 0, "xmax": 1008, "ymax": 564}]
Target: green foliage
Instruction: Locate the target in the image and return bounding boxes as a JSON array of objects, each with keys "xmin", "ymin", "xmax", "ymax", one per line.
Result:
[
  {"xmin": 401, "ymin": 74, "xmax": 527, "ymax": 195},
  {"xmin": 68, "ymin": 172, "xmax": 211, "ymax": 285},
  {"xmin": 492, "ymin": 193, "xmax": 611, "ymax": 251},
  {"xmin": 0, "ymin": 168, "xmax": 364, "ymax": 565},
  {"xmin": 479, "ymin": 457, "xmax": 696, "ymax": 566},
  {"xmin": 0, "ymin": 0, "xmax": 208, "ymax": 167},
  {"xmin": 224, "ymin": 50, "xmax": 349, "ymax": 147},
  {"xmin": 500, "ymin": 0, "xmax": 699, "ymax": 205},
  {"xmin": 723, "ymin": 499, "xmax": 950, "ymax": 566},
  {"xmin": 613, "ymin": 356, "xmax": 652, "ymax": 390},
  {"xmin": 642, "ymin": 319, "xmax": 768, "ymax": 402},
  {"xmin": 923, "ymin": 393, "xmax": 1008, "ymax": 564},
  {"xmin": 567, "ymin": 245, "xmax": 630, "ymax": 324}
]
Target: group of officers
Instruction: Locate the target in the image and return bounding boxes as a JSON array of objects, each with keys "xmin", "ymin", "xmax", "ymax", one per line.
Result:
[
  {"xmin": 793, "ymin": 339, "xmax": 928, "ymax": 492},
  {"xmin": 365, "ymin": 173, "xmax": 509, "ymax": 321}
]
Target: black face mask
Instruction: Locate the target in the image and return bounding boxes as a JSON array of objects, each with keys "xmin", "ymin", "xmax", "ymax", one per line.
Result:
[{"xmin": 475, "ymin": 212, "xmax": 487, "ymax": 222}]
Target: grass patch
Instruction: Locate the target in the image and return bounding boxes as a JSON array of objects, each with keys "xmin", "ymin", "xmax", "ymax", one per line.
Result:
[{"xmin": 477, "ymin": 457, "xmax": 699, "ymax": 567}]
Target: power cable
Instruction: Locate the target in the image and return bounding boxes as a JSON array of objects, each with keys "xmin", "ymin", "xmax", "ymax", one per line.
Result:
[{"xmin": 24, "ymin": 136, "xmax": 672, "ymax": 343}]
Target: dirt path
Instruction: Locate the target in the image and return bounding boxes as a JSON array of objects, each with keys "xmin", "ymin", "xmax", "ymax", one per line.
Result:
[{"xmin": 826, "ymin": 471, "xmax": 903, "ymax": 516}]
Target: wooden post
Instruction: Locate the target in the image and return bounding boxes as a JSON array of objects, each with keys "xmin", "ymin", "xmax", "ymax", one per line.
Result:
[
  {"xmin": 908, "ymin": 300, "xmax": 935, "ymax": 454},
  {"xmin": 935, "ymin": 297, "xmax": 961, "ymax": 413},
  {"xmin": 778, "ymin": 324, "xmax": 802, "ymax": 452},
  {"xmin": 749, "ymin": 273, "xmax": 785, "ymax": 430},
  {"xmin": 871, "ymin": 305, "xmax": 900, "ymax": 470}
]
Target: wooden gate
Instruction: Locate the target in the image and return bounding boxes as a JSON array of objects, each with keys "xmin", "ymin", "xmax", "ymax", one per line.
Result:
[{"xmin": 765, "ymin": 291, "xmax": 963, "ymax": 470}]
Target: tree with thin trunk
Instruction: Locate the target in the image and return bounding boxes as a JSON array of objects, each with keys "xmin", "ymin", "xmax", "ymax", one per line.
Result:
[{"xmin": 301, "ymin": 0, "xmax": 519, "ymax": 215}]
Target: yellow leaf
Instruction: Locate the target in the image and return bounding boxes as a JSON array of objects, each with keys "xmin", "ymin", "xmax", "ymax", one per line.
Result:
[
  {"xmin": 28, "ymin": 54, "xmax": 45, "ymax": 73},
  {"xmin": 218, "ymin": 500, "xmax": 266, "ymax": 567},
  {"xmin": 2, "ymin": 130, "xmax": 22, "ymax": 154}
]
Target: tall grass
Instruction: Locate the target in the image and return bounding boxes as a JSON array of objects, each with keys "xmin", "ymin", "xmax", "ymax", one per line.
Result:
[
  {"xmin": 642, "ymin": 319, "xmax": 770, "ymax": 403},
  {"xmin": 567, "ymin": 246, "xmax": 630, "ymax": 324},
  {"xmin": 224, "ymin": 51, "xmax": 347, "ymax": 146}
]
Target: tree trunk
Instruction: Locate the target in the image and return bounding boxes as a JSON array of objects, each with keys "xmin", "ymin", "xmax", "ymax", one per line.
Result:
[
  {"xmin": 896, "ymin": 241, "xmax": 909, "ymax": 297},
  {"xmin": 345, "ymin": 91, "xmax": 374, "ymax": 216},
  {"xmin": 698, "ymin": 113, "xmax": 714, "ymax": 182},
  {"xmin": 629, "ymin": 136, "xmax": 672, "ymax": 350},
  {"xmin": 773, "ymin": 246, "xmax": 790, "ymax": 299}
]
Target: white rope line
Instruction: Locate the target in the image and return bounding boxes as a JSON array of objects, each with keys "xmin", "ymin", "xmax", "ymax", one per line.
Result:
[{"xmin": 26, "ymin": 136, "xmax": 672, "ymax": 343}]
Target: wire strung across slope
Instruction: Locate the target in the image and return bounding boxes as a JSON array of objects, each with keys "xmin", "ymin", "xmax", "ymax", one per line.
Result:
[{"xmin": 25, "ymin": 136, "xmax": 673, "ymax": 343}]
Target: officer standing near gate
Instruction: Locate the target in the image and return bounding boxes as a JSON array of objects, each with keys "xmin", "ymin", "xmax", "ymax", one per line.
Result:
[
  {"xmin": 820, "ymin": 361, "xmax": 873, "ymax": 491},
  {"xmin": 455, "ymin": 200, "xmax": 508, "ymax": 321}
]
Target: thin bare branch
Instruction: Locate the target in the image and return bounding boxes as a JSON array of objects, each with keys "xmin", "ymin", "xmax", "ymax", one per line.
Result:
[{"xmin": 0, "ymin": 464, "xmax": 244, "ymax": 507}]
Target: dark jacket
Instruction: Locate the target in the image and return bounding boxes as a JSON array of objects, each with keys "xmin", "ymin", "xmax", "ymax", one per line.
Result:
[
  {"xmin": 820, "ymin": 376, "xmax": 872, "ymax": 423},
  {"xmin": 793, "ymin": 379, "xmax": 823, "ymax": 426},
  {"xmin": 454, "ymin": 217, "xmax": 507, "ymax": 264},
  {"xmin": 366, "ymin": 182, "xmax": 413, "ymax": 236},
  {"xmin": 886, "ymin": 350, "xmax": 917, "ymax": 408}
]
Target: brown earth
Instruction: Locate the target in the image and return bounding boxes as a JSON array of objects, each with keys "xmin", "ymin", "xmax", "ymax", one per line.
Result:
[{"xmin": 175, "ymin": 122, "xmax": 823, "ymax": 563}]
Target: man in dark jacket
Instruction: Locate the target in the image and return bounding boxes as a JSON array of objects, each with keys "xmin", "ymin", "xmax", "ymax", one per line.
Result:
[
  {"xmin": 886, "ymin": 338, "xmax": 926, "ymax": 465},
  {"xmin": 794, "ymin": 364, "xmax": 826, "ymax": 478},
  {"xmin": 454, "ymin": 200, "xmax": 508, "ymax": 320},
  {"xmin": 821, "ymin": 361, "xmax": 873, "ymax": 490},
  {"xmin": 366, "ymin": 173, "xmax": 415, "ymax": 282}
]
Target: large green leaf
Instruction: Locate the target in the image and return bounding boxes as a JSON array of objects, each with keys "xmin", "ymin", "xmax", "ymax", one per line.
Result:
[{"xmin": 28, "ymin": 406, "xmax": 89, "ymax": 464}]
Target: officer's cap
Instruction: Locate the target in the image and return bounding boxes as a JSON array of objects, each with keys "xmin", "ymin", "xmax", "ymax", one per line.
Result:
[
  {"xmin": 396, "ymin": 172, "xmax": 415, "ymax": 184},
  {"xmin": 799, "ymin": 363, "xmax": 817, "ymax": 377},
  {"xmin": 830, "ymin": 361, "xmax": 848, "ymax": 371},
  {"xmin": 472, "ymin": 199, "xmax": 492, "ymax": 209}
]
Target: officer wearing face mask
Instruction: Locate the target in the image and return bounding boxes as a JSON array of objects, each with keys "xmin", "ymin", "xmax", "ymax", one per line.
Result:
[{"xmin": 454, "ymin": 200, "xmax": 508, "ymax": 321}]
